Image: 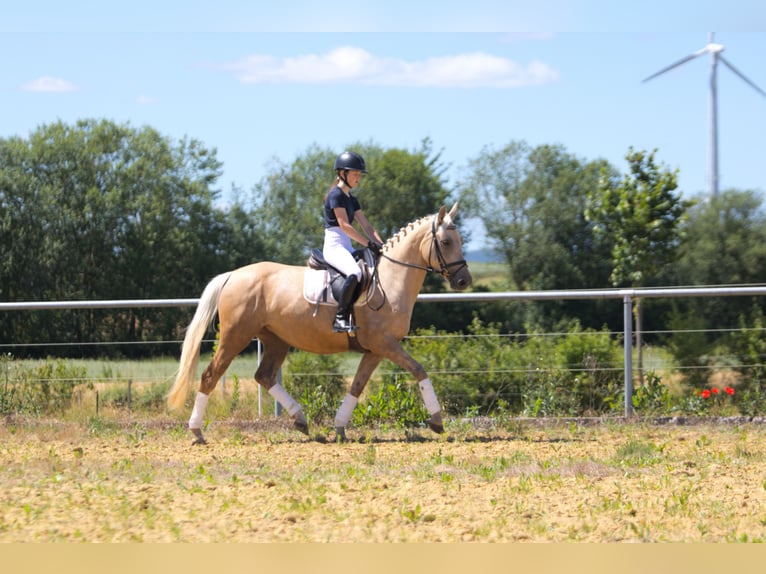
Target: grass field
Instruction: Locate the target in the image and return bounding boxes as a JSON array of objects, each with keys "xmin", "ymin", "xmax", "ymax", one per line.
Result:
[
  {"xmin": 465, "ymin": 261, "xmax": 511, "ymax": 289},
  {"xmin": 2, "ymin": 417, "xmax": 765, "ymax": 542}
]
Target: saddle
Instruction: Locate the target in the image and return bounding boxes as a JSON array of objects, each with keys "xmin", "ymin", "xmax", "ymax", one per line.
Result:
[{"xmin": 303, "ymin": 248, "xmax": 376, "ymax": 312}]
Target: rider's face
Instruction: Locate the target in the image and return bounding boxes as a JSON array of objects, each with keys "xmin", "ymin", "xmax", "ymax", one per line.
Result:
[{"xmin": 346, "ymin": 170, "xmax": 363, "ymax": 187}]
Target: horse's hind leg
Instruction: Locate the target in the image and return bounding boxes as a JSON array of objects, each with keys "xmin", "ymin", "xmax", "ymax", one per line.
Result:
[
  {"xmin": 189, "ymin": 331, "xmax": 253, "ymax": 445},
  {"xmin": 256, "ymin": 334, "xmax": 309, "ymax": 435}
]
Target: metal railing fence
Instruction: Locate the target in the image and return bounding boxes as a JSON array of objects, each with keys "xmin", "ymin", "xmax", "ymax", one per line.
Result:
[{"xmin": 3, "ymin": 285, "xmax": 766, "ymax": 416}]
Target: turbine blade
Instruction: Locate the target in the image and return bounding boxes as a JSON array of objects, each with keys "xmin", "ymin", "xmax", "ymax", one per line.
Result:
[
  {"xmin": 642, "ymin": 48, "xmax": 708, "ymax": 83},
  {"xmin": 719, "ymin": 56, "xmax": 766, "ymax": 98}
]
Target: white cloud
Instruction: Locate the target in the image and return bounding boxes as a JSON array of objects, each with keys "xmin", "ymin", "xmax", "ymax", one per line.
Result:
[
  {"xmin": 135, "ymin": 94, "xmax": 158, "ymax": 105},
  {"xmin": 19, "ymin": 76, "xmax": 79, "ymax": 93},
  {"xmin": 221, "ymin": 46, "xmax": 558, "ymax": 88}
]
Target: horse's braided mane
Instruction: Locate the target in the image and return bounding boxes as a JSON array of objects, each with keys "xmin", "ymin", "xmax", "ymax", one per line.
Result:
[{"xmin": 384, "ymin": 214, "xmax": 434, "ymax": 250}]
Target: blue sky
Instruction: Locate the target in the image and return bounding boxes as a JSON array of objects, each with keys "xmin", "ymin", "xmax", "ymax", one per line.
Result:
[{"xmin": 4, "ymin": 1, "xmax": 766, "ymax": 249}]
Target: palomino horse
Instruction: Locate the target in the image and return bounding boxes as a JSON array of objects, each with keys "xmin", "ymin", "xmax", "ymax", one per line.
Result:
[{"xmin": 167, "ymin": 203, "xmax": 472, "ymax": 443}]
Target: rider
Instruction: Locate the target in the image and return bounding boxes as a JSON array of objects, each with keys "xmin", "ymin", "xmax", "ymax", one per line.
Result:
[{"xmin": 323, "ymin": 150, "xmax": 384, "ymax": 332}]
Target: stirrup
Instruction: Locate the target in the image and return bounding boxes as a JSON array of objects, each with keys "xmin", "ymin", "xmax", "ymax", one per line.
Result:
[{"xmin": 332, "ymin": 316, "xmax": 356, "ymax": 333}]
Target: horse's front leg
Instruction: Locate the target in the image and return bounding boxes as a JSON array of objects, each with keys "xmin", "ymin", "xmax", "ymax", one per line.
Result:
[
  {"xmin": 374, "ymin": 337, "xmax": 445, "ymax": 435},
  {"xmin": 334, "ymin": 351, "xmax": 383, "ymax": 442}
]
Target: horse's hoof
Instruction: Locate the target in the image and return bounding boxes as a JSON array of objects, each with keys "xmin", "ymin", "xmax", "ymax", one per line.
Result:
[
  {"xmin": 293, "ymin": 419, "xmax": 310, "ymax": 436},
  {"xmin": 428, "ymin": 422, "xmax": 445, "ymax": 434},
  {"xmin": 335, "ymin": 426, "xmax": 347, "ymax": 443},
  {"xmin": 428, "ymin": 412, "xmax": 445, "ymax": 434},
  {"xmin": 191, "ymin": 428, "xmax": 207, "ymax": 445}
]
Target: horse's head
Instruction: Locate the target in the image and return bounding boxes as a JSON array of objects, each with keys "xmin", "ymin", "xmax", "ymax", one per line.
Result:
[{"xmin": 425, "ymin": 203, "xmax": 473, "ymax": 291}]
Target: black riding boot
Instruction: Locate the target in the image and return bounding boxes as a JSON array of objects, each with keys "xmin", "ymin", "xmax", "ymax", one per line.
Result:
[{"xmin": 332, "ymin": 275, "xmax": 359, "ymax": 332}]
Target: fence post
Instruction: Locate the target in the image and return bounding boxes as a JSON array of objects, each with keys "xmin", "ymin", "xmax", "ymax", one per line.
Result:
[{"xmin": 623, "ymin": 294, "xmax": 634, "ymax": 417}]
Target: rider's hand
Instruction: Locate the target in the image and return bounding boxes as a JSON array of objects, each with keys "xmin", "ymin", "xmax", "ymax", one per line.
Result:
[{"xmin": 367, "ymin": 241, "xmax": 383, "ymax": 255}]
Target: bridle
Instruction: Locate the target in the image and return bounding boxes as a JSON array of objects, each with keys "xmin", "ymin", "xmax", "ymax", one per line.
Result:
[
  {"xmin": 363, "ymin": 215, "xmax": 467, "ymax": 312},
  {"xmin": 380, "ymin": 215, "xmax": 468, "ymax": 280}
]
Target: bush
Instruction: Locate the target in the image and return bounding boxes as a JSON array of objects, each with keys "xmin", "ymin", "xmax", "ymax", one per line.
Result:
[
  {"xmin": 4, "ymin": 313, "xmax": 763, "ymax": 421},
  {"xmin": 387, "ymin": 317, "xmax": 624, "ymax": 417},
  {"xmin": 394, "ymin": 317, "xmax": 521, "ymax": 415},
  {"xmin": 0, "ymin": 354, "xmax": 89, "ymax": 415},
  {"xmin": 354, "ymin": 376, "xmax": 428, "ymax": 429},
  {"xmin": 631, "ymin": 371, "xmax": 674, "ymax": 414},
  {"xmin": 97, "ymin": 380, "xmax": 172, "ymax": 411},
  {"xmin": 514, "ymin": 321, "xmax": 623, "ymax": 416},
  {"xmin": 282, "ymin": 352, "xmax": 345, "ymax": 426},
  {"xmin": 663, "ymin": 306, "xmax": 713, "ymax": 388},
  {"xmin": 727, "ymin": 307, "xmax": 766, "ymax": 411}
]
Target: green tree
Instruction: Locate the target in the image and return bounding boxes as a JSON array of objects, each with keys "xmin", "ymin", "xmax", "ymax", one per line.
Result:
[
  {"xmin": 218, "ymin": 186, "xmax": 269, "ymax": 270},
  {"xmin": 359, "ymin": 138, "xmax": 453, "ymax": 241},
  {"xmin": 0, "ymin": 119, "xmax": 229, "ymax": 355},
  {"xmin": 673, "ymin": 188, "xmax": 766, "ymax": 290},
  {"xmin": 662, "ymin": 189, "xmax": 766, "ymax": 371},
  {"xmin": 248, "ymin": 144, "xmax": 333, "ymax": 265},
  {"xmin": 586, "ymin": 148, "xmax": 692, "ymax": 381},
  {"xmin": 462, "ymin": 141, "xmax": 617, "ymax": 331},
  {"xmin": 586, "ymin": 148, "xmax": 689, "ymax": 287}
]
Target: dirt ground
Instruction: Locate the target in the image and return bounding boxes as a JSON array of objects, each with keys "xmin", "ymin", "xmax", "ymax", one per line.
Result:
[{"xmin": 2, "ymin": 417, "xmax": 766, "ymax": 542}]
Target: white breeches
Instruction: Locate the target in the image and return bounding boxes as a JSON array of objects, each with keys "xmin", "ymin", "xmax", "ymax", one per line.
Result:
[{"xmin": 323, "ymin": 228, "xmax": 362, "ymax": 280}]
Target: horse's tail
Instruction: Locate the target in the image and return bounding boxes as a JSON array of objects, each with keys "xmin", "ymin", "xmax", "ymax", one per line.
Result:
[{"xmin": 167, "ymin": 272, "xmax": 232, "ymax": 411}]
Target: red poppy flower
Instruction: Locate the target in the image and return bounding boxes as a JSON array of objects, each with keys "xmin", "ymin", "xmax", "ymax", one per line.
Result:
[
  {"xmin": 711, "ymin": 388, "xmax": 720, "ymax": 395},
  {"xmin": 701, "ymin": 390, "xmax": 711, "ymax": 399},
  {"xmin": 725, "ymin": 386, "xmax": 735, "ymax": 396}
]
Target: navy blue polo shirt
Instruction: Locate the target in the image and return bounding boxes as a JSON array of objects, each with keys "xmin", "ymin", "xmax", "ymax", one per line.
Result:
[{"xmin": 324, "ymin": 186, "xmax": 361, "ymax": 229}]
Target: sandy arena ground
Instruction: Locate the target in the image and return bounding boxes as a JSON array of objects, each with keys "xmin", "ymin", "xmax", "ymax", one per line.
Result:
[{"xmin": 2, "ymin": 418, "xmax": 766, "ymax": 542}]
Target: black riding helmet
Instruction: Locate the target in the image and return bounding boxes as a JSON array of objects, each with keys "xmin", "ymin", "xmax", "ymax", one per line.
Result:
[{"xmin": 334, "ymin": 151, "xmax": 367, "ymax": 174}]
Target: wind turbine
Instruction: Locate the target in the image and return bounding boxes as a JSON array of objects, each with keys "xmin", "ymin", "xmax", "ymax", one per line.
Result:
[{"xmin": 642, "ymin": 33, "xmax": 766, "ymax": 199}]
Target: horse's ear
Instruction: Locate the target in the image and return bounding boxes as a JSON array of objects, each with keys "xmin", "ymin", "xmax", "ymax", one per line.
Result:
[
  {"xmin": 448, "ymin": 202, "xmax": 459, "ymax": 219},
  {"xmin": 437, "ymin": 205, "xmax": 447, "ymax": 224}
]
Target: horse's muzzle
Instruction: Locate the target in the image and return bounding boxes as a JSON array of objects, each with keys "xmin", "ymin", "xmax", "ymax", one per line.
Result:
[{"xmin": 449, "ymin": 269, "xmax": 472, "ymax": 291}]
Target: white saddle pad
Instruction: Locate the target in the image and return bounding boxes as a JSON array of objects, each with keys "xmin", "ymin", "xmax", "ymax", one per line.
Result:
[{"xmin": 303, "ymin": 268, "xmax": 336, "ymax": 306}]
